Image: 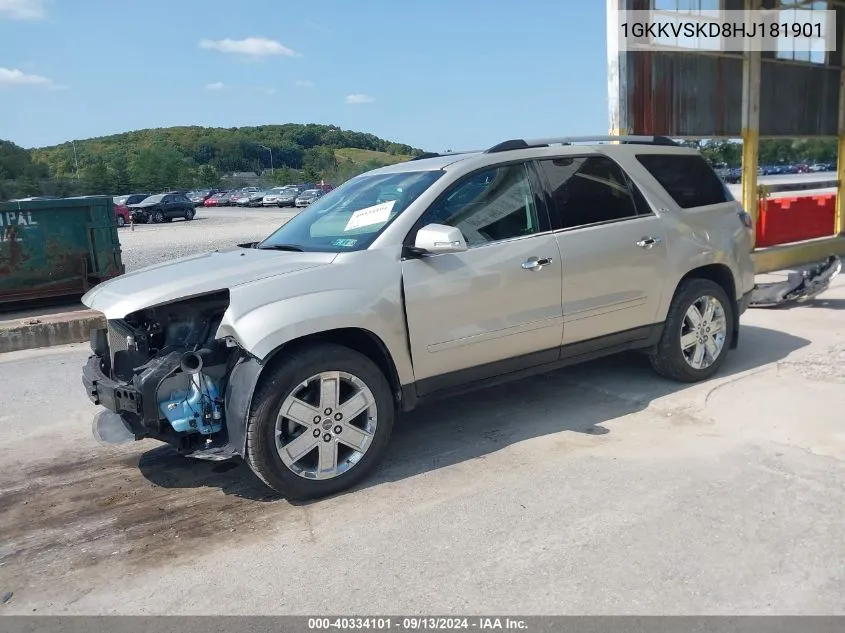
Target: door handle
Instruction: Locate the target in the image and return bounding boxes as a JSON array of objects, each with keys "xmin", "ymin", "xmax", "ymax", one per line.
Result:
[
  {"xmin": 522, "ymin": 256, "xmax": 553, "ymax": 271},
  {"xmin": 636, "ymin": 236, "xmax": 662, "ymax": 249}
]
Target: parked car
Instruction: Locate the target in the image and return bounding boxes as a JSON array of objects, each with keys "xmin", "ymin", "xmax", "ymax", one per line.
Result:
[
  {"xmin": 187, "ymin": 189, "xmax": 216, "ymax": 205},
  {"xmin": 261, "ymin": 186, "xmax": 297, "ymax": 207},
  {"xmin": 204, "ymin": 191, "xmax": 229, "ymax": 207},
  {"xmin": 273, "ymin": 186, "xmax": 304, "ymax": 207},
  {"xmin": 228, "ymin": 187, "xmax": 260, "ymax": 207},
  {"xmin": 128, "ymin": 193, "xmax": 197, "ymax": 223},
  {"xmin": 238, "ymin": 190, "xmax": 269, "ymax": 208},
  {"xmin": 722, "ymin": 167, "xmax": 742, "ymax": 184},
  {"xmin": 113, "ymin": 194, "xmax": 151, "ymax": 207},
  {"xmin": 113, "ymin": 203, "xmax": 131, "ymax": 227},
  {"xmin": 294, "ymin": 188, "xmax": 324, "ymax": 207},
  {"xmin": 81, "ymin": 134, "xmax": 755, "ymax": 501}
]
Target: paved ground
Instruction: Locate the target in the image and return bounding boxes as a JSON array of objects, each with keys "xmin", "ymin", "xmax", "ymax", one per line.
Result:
[
  {"xmin": 119, "ymin": 206, "xmax": 299, "ymax": 272},
  {"xmin": 1, "ymin": 278, "xmax": 844, "ymax": 615}
]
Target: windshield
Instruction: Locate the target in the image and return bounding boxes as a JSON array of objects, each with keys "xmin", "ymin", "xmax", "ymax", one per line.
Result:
[
  {"xmin": 142, "ymin": 194, "xmax": 165, "ymax": 203},
  {"xmin": 257, "ymin": 170, "xmax": 443, "ymax": 253}
]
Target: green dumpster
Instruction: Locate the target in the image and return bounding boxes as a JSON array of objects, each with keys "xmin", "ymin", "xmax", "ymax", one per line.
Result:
[{"xmin": 0, "ymin": 196, "xmax": 125, "ymax": 305}]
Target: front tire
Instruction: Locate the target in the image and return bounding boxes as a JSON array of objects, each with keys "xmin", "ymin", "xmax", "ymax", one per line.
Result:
[
  {"xmin": 246, "ymin": 343, "xmax": 395, "ymax": 500},
  {"xmin": 649, "ymin": 278, "xmax": 734, "ymax": 382},
  {"xmin": 152, "ymin": 210, "xmax": 165, "ymax": 223},
  {"xmin": 116, "ymin": 216, "xmax": 126, "ymax": 227}
]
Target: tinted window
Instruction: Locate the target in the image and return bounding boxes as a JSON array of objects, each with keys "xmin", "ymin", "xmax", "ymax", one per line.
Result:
[
  {"xmin": 538, "ymin": 156, "xmax": 639, "ymax": 229},
  {"xmin": 418, "ymin": 164, "xmax": 540, "ymax": 247},
  {"xmin": 636, "ymin": 154, "xmax": 731, "ymax": 209}
]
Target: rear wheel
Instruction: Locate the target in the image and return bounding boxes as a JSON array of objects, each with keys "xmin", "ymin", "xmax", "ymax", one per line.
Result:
[
  {"xmin": 246, "ymin": 343, "xmax": 394, "ymax": 500},
  {"xmin": 116, "ymin": 216, "xmax": 126, "ymax": 227},
  {"xmin": 184, "ymin": 208, "xmax": 195, "ymax": 220},
  {"xmin": 649, "ymin": 278, "xmax": 733, "ymax": 382}
]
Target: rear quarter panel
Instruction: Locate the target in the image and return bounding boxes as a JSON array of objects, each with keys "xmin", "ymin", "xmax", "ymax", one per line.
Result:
[{"xmin": 619, "ymin": 152, "xmax": 755, "ymax": 320}]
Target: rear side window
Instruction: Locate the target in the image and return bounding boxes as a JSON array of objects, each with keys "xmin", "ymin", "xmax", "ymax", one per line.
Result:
[
  {"xmin": 636, "ymin": 154, "xmax": 730, "ymax": 209},
  {"xmin": 537, "ymin": 155, "xmax": 643, "ymax": 229}
]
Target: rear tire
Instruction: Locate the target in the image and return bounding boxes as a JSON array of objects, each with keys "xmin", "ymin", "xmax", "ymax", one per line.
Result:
[
  {"xmin": 246, "ymin": 343, "xmax": 395, "ymax": 500},
  {"xmin": 649, "ymin": 278, "xmax": 734, "ymax": 382},
  {"xmin": 116, "ymin": 216, "xmax": 126, "ymax": 227},
  {"xmin": 185, "ymin": 208, "xmax": 195, "ymax": 220}
]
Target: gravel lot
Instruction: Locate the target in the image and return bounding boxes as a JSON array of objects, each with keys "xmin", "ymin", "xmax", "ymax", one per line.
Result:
[
  {"xmin": 2, "ymin": 278, "xmax": 845, "ymax": 615},
  {"xmin": 118, "ymin": 206, "xmax": 300, "ymax": 272}
]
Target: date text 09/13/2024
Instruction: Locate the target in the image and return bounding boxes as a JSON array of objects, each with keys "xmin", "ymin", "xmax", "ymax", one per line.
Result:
[{"xmin": 308, "ymin": 617, "xmax": 529, "ymax": 630}]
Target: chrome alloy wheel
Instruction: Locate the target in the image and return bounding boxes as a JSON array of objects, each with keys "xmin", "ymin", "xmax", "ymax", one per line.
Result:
[
  {"xmin": 274, "ymin": 371, "xmax": 377, "ymax": 480},
  {"xmin": 680, "ymin": 295, "xmax": 727, "ymax": 370}
]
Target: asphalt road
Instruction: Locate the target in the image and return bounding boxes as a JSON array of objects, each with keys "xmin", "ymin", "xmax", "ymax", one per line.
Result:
[
  {"xmin": 118, "ymin": 206, "xmax": 300, "ymax": 272},
  {"xmin": 2, "ymin": 278, "xmax": 845, "ymax": 615}
]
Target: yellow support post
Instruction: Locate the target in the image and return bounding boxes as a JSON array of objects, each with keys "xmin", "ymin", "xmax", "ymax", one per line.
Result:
[
  {"xmin": 740, "ymin": 0, "xmax": 761, "ymax": 248},
  {"xmin": 741, "ymin": 128, "xmax": 760, "ymax": 242}
]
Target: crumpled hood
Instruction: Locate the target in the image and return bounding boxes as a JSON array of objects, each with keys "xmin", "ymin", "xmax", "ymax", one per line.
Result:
[{"xmin": 82, "ymin": 247, "xmax": 337, "ymax": 319}]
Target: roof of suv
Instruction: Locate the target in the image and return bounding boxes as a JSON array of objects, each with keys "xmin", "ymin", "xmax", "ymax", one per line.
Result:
[{"xmin": 370, "ymin": 136, "xmax": 700, "ymax": 175}]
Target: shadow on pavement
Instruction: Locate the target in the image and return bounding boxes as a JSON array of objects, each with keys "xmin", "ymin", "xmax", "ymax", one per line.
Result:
[
  {"xmin": 137, "ymin": 448, "xmax": 276, "ymax": 502},
  {"xmin": 137, "ymin": 324, "xmax": 810, "ymax": 502}
]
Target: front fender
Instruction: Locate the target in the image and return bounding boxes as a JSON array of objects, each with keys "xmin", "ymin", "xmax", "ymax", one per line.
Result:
[{"xmin": 217, "ymin": 285, "xmax": 414, "ymax": 386}]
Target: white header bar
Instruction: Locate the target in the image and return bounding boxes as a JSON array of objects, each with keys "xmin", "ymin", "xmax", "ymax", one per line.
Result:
[{"xmin": 617, "ymin": 9, "xmax": 838, "ymax": 54}]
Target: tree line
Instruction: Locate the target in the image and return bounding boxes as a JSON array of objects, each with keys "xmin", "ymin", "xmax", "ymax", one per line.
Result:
[
  {"xmin": 0, "ymin": 123, "xmax": 421, "ymax": 201},
  {"xmin": 686, "ymin": 138, "xmax": 839, "ymax": 167},
  {"xmin": 2, "ymin": 130, "xmax": 840, "ymax": 202}
]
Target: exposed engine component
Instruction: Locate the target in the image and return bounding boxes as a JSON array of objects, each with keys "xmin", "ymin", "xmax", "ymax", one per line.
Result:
[
  {"xmin": 750, "ymin": 255, "xmax": 841, "ymax": 308},
  {"xmin": 86, "ymin": 291, "xmax": 235, "ymax": 448},
  {"xmin": 159, "ymin": 352, "xmax": 224, "ymax": 435}
]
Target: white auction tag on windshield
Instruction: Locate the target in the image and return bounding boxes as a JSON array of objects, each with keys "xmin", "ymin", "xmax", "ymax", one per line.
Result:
[{"xmin": 344, "ymin": 200, "xmax": 395, "ymax": 231}]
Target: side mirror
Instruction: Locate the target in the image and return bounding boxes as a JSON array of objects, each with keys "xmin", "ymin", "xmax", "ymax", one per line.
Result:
[{"xmin": 413, "ymin": 223, "xmax": 467, "ymax": 254}]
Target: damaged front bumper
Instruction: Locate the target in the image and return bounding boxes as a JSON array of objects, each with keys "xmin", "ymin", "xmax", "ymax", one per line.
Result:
[{"xmin": 81, "ymin": 292, "xmax": 264, "ymax": 460}]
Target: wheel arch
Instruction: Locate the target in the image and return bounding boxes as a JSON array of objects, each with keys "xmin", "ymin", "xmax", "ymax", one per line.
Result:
[
  {"xmin": 258, "ymin": 327, "xmax": 403, "ymax": 407},
  {"xmin": 671, "ymin": 263, "xmax": 739, "ymax": 350}
]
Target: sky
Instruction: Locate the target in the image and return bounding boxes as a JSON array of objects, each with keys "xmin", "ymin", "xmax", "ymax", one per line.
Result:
[{"xmin": 0, "ymin": 0, "xmax": 609, "ymax": 151}]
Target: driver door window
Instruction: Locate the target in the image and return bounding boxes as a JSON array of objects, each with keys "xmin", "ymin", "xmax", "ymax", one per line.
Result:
[
  {"xmin": 401, "ymin": 162, "xmax": 563, "ymax": 390},
  {"xmin": 418, "ymin": 164, "xmax": 541, "ymax": 246}
]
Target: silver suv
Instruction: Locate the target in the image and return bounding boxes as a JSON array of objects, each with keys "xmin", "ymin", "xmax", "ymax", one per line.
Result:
[{"xmin": 81, "ymin": 135, "xmax": 755, "ymax": 500}]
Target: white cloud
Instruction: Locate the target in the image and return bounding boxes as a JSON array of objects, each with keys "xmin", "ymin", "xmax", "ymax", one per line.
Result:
[
  {"xmin": 0, "ymin": 0, "xmax": 46, "ymax": 20},
  {"xmin": 345, "ymin": 93, "xmax": 375, "ymax": 104},
  {"xmin": 0, "ymin": 66, "xmax": 54, "ymax": 88},
  {"xmin": 199, "ymin": 37, "xmax": 297, "ymax": 59},
  {"xmin": 257, "ymin": 87, "xmax": 276, "ymax": 95},
  {"xmin": 295, "ymin": 80, "xmax": 315, "ymax": 88},
  {"xmin": 205, "ymin": 82, "xmax": 225, "ymax": 91}
]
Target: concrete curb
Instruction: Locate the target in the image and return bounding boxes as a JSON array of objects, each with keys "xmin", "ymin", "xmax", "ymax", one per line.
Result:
[{"xmin": 0, "ymin": 310, "xmax": 104, "ymax": 354}]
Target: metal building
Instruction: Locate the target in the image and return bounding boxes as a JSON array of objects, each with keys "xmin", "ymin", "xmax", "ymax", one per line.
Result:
[{"xmin": 608, "ymin": 0, "xmax": 845, "ymax": 272}]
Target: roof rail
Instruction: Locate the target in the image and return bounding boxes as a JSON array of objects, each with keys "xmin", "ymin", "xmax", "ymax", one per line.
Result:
[
  {"xmin": 485, "ymin": 135, "xmax": 679, "ymax": 153},
  {"xmin": 409, "ymin": 149, "xmax": 481, "ymax": 161}
]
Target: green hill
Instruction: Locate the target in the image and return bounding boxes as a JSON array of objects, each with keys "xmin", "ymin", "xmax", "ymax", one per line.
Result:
[{"xmin": 1, "ymin": 123, "xmax": 424, "ymax": 200}]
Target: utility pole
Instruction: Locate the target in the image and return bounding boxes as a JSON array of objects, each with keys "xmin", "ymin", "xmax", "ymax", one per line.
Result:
[
  {"xmin": 71, "ymin": 140, "xmax": 80, "ymax": 180},
  {"xmin": 259, "ymin": 145, "xmax": 273, "ymax": 176}
]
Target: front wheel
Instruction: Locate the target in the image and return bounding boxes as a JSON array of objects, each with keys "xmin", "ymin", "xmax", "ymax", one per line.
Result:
[
  {"xmin": 649, "ymin": 278, "xmax": 734, "ymax": 382},
  {"xmin": 152, "ymin": 210, "xmax": 165, "ymax": 223},
  {"xmin": 116, "ymin": 216, "xmax": 126, "ymax": 227},
  {"xmin": 246, "ymin": 343, "xmax": 395, "ymax": 500}
]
